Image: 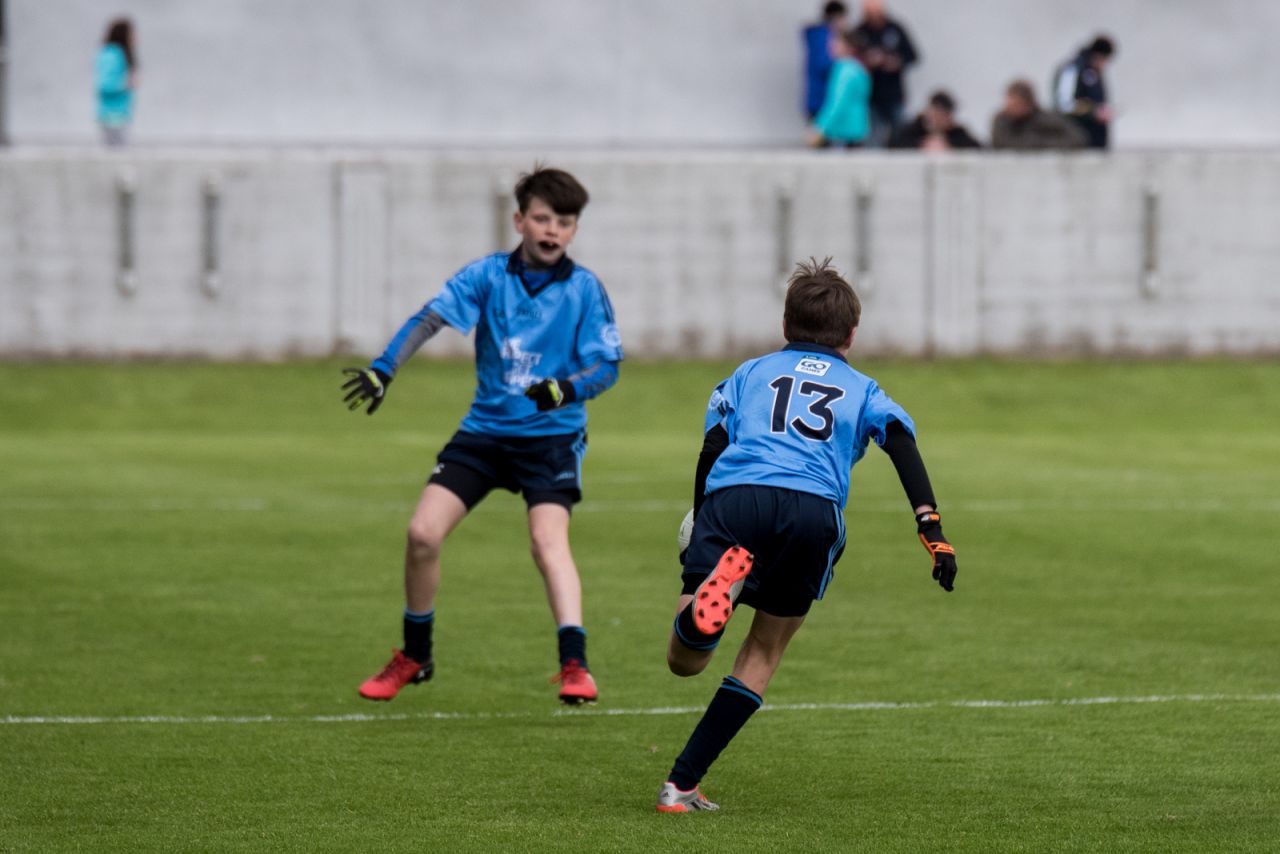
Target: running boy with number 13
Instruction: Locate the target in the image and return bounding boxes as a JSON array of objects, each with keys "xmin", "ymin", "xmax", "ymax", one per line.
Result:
[
  {"xmin": 341, "ymin": 167, "xmax": 623, "ymax": 705},
  {"xmin": 656, "ymin": 258, "xmax": 957, "ymax": 812}
]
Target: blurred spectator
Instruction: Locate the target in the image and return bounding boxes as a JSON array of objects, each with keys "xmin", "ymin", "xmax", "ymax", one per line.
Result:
[
  {"xmin": 889, "ymin": 91, "xmax": 981, "ymax": 151},
  {"xmin": 96, "ymin": 17, "xmax": 137, "ymax": 146},
  {"xmin": 808, "ymin": 31, "xmax": 871, "ymax": 149},
  {"xmin": 802, "ymin": 2, "xmax": 849, "ymax": 119},
  {"xmin": 991, "ymin": 80, "xmax": 1086, "ymax": 150},
  {"xmin": 1053, "ymin": 35, "xmax": 1116, "ymax": 149},
  {"xmin": 852, "ymin": 0, "xmax": 918, "ymax": 147}
]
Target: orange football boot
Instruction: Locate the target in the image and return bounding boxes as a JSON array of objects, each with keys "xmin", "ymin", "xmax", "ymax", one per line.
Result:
[
  {"xmin": 358, "ymin": 649, "xmax": 433, "ymax": 701},
  {"xmin": 551, "ymin": 659, "xmax": 598, "ymax": 705},
  {"xmin": 692, "ymin": 546, "xmax": 754, "ymax": 636}
]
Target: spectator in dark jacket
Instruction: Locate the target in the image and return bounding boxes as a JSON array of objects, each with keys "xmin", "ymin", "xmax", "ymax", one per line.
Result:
[
  {"xmin": 991, "ymin": 80, "xmax": 1087, "ymax": 150},
  {"xmin": 1053, "ymin": 35, "xmax": 1116, "ymax": 148},
  {"xmin": 889, "ymin": 90, "xmax": 981, "ymax": 151},
  {"xmin": 802, "ymin": 2, "xmax": 849, "ymax": 119},
  {"xmin": 852, "ymin": 0, "xmax": 918, "ymax": 147}
]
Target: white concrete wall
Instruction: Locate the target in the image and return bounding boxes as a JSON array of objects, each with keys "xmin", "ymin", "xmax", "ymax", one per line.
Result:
[
  {"xmin": 9, "ymin": 0, "xmax": 1280, "ymax": 148},
  {"xmin": 3, "ymin": 148, "xmax": 1280, "ymax": 360}
]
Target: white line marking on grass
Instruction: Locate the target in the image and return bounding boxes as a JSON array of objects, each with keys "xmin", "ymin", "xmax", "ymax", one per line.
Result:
[
  {"xmin": 6, "ymin": 693, "xmax": 1279, "ymax": 727},
  {"xmin": 2, "ymin": 497, "xmax": 1277, "ymax": 515}
]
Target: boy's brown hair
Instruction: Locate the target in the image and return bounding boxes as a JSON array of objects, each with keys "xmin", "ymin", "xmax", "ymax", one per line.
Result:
[
  {"xmin": 514, "ymin": 166, "xmax": 590, "ymax": 215},
  {"xmin": 783, "ymin": 257, "xmax": 861, "ymax": 349}
]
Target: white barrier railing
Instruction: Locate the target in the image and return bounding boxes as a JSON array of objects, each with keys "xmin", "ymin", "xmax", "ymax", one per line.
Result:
[{"xmin": 2, "ymin": 149, "xmax": 1279, "ymax": 359}]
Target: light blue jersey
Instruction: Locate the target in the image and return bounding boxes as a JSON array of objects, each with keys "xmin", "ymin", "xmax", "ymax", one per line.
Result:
[
  {"xmin": 374, "ymin": 251, "xmax": 623, "ymax": 437},
  {"xmin": 704, "ymin": 343, "xmax": 914, "ymax": 507}
]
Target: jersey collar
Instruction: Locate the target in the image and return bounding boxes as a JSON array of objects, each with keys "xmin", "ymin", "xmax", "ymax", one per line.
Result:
[
  {"xmin": 783, "ymin": 341, "xmax": 848, "ymax": 364},
  {"xmin": 506, "ymin": 247, "xmax": 576, "ymax": 297}
]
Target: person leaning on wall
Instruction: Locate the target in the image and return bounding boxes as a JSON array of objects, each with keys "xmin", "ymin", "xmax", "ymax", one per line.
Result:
[
  {"xmin": 889, "ymin": 90, "xmax": 981, "ymax": 151},
  {"xmin": 990, "ymin": 79, "xmax": 1086, "ymax": 151},
  {"xmin": 96, "ymin": 17, "xmax": 138, "ymax": 146}
]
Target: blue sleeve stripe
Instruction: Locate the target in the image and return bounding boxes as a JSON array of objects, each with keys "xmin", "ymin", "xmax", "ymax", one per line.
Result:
[
  {"xmin": 595, "ymin": 280, "xmax": 617, "ymax": 324},
  {"xmin": 372, "ymin": 305, "xmax": 442, "ymax": 377},
  {"xmin": 567, "ymin": 360, "xmax": 618, "ymax": 401},
  {"xmin": 721, "ymin": 676, "xmax": 763, "ymax": 706}
]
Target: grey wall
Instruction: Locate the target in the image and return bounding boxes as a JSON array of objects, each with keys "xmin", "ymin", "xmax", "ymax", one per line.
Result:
[
  {"xmin": 9, "ymin": 0, "xmax": 1280, "ymax": 148},
  {"xmin": 3, "ymin": 148, "xmax": 1279, "ymax": 360}
]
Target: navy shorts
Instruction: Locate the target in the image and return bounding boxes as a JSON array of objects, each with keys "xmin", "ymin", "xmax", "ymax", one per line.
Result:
[
  {"xmin": 428, "ymin": 430, "xmax": 587, "ymax": 511},
  {"xmin": 681, "ymin": 485, "xmax": 847, "ymax": 617}
]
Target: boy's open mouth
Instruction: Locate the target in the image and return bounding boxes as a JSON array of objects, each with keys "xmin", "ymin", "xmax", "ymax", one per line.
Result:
[{"xmin": 538, "ymin": 241, "xmax": 560, "ymax": 252}]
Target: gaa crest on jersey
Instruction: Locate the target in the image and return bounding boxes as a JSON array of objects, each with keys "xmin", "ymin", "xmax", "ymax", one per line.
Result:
[
  {"xmin": 707, "ymin": 387, "xmax": 727, "ymax": 416},
  {"xmin": 795, "ymin": 358, "xmax": 831, "ymax": 377},
  {"xmin": 601, "ymin": 323, "xmax": 622, "ymax": 349}
]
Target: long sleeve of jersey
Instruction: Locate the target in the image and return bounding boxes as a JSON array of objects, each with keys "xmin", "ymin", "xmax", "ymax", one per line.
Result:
[
  {"xmin": 563, "ymin": 360, "xmax": 619, "ymax": 402},
  {"xmin": 692, "ymin": 424, "xmax": 731, "ymax": 517},
  {"xmin": 371, "ymin": 308, "xmax": 447, "ymax": 377},
  {"xmin": 880, "ymin": 420, "xmax": 937, "ymax": 510}
]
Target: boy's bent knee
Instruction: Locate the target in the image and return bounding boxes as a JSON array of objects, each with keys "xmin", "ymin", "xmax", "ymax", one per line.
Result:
[{"xmin": 667, "ymin": 648, "xmax": 709, "ymax": 678}]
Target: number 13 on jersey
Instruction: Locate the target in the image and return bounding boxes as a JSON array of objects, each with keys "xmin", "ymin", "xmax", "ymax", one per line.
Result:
[{"xmin": 769, "ymin": 376, "xmax": 845, "ymax": 441}]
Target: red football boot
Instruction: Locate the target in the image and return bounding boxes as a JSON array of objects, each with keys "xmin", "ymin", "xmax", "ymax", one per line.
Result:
[
  {"xmin": 552, "ymin": 659, "xmax": 598, "ymax": 705},
  {"xmin": 692, "ymin": 545, "xmax": 754, "ymax": 636},
  {"xmin": 358, "ymin": 649, "xmax": 433, "ymax": 701}
]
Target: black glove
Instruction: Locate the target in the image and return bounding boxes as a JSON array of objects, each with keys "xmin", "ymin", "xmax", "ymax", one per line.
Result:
[
  {"xmin": 524, "ymin": 378, "xmax": 577, "ymax": 412},
  {"xmin": 916, "ymin": 511, "xmax": 957, "ymax": 592},
  {"xmin": 341, "ymin": 367, "xmax": 391, "ymax": 415}
]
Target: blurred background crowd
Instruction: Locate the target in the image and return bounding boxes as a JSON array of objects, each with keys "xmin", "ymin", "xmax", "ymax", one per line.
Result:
[
  {"xmin": 87, "ymin": 2, "xmax": 1112, "ymax": 152},
  {"xmin": 6, "ymin": 0, "xmax": 1279, "ymax": 150},
  {"xmin": 804, "ymin": 0, "xmax": 1114, "ymax": 152}
]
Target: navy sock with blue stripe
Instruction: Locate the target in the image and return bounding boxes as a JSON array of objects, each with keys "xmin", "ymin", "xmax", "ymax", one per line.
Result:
[
  {"xmin": 668, "ymin": 676, "xmax": 763, "ymax": 790},
  {"xmin": 557, "ymin": 625, "xmax": 587, "ymax": 667},
  {"xmin": 403, "ymin": 608, "xmax": 434, "ymax": 664},
  {"xmin": 673, "ymin": 603, "xmax": 724, "ymax": 652}
]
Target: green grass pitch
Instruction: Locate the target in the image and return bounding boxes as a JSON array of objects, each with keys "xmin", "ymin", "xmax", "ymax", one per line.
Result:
[{"xmin": 2, "ymin": 358, "xmax": 1278, "ymax": 852}]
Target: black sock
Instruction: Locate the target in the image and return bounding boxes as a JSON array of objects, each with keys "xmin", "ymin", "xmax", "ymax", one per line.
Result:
[
  {"xmin": 557, "ymin": 625, "xmax": 587, "ymax": 667},
  {"xmin": 403, "ymin": 608, "xmax": 434, "ymax": 664},
  {"xmin": 673, "ymin": 603, "xmax": 724, "ymax": 651},
  {"xmin": 668, "ymin": 676, "xmax": 763, "ymax": 790}
]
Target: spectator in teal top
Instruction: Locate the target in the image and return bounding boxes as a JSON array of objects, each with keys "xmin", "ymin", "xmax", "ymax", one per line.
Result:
[
  {"xmin": 809, "ymin": 30, "xmax": 871, "ymax": 148},
  {"xmin": 97, "ymin": 18, "xmax": 137, "ymax": 146}
]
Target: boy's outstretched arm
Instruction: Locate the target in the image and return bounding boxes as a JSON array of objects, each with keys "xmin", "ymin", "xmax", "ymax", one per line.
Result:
[
  {"xmin": 341, "ymin": 307, "xmax": 447, "ymax": 415},
  {"xmin": 881, "ymin": 421, "xmax": 958, "ymax": 592}
]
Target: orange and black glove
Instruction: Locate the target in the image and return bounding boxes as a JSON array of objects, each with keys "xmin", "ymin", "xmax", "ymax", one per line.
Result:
[{"xmin": 916, "ymin": 511, "xmax": 957, "ymax": 592}]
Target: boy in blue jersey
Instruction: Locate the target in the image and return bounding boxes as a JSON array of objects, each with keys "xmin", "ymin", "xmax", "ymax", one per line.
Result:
[
  {"xmin": 340, "ymin": 167, "xmax": 623, "ymax": 705},
  {"xmin": 655, "ymin": 258, "xmax": 957, "ymax": 812}
]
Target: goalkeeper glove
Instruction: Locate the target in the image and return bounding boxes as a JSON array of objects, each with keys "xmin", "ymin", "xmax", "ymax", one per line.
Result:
[
  {"xmin": 916, "ymin": 511, "xmax": 957, "ymax": 592},
  {"xmin": 524, "ymin": 378, "xmax": 577, "ymax": 411},
  {"xmin": 341, "ymin": 367, "xmax": 391, "ymax": 415}
]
